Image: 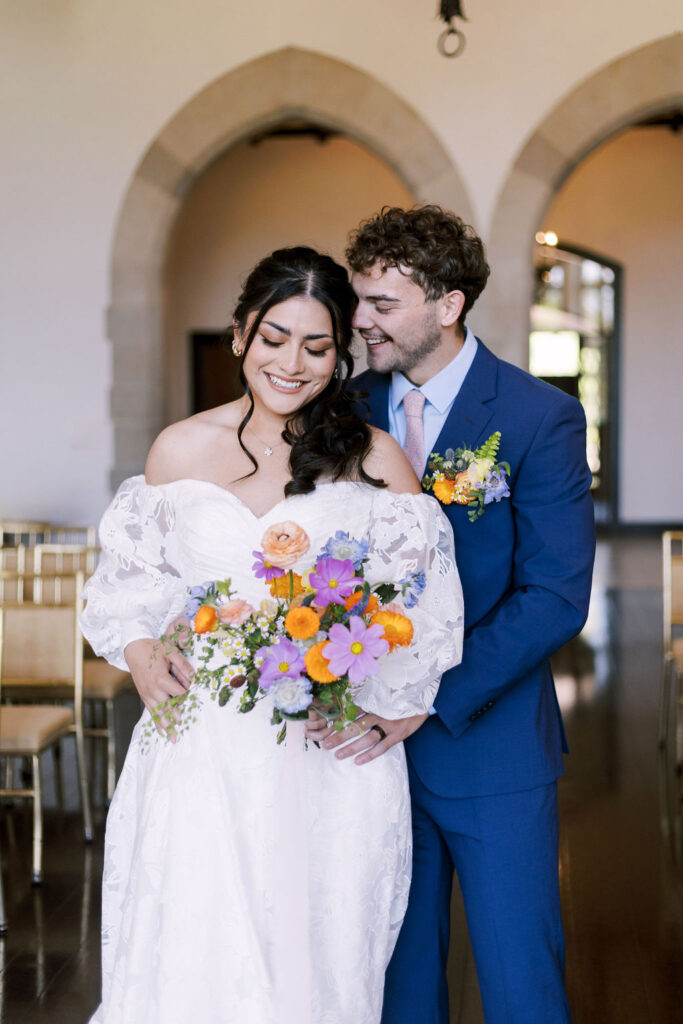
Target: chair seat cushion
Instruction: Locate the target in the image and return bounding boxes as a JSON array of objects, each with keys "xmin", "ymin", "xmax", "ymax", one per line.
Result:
[
  {"xmin": 0, "ymin": 705, "xmax": 73, "ymax": 754},
  {"xmin": 83, "ymin": 661, "xmax": 133, "ymax": 699}
]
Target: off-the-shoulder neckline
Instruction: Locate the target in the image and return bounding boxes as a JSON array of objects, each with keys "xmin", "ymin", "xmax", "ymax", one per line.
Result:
[{"xmin": 130, "ymin": 476, "xmax": 429, "ymax": 522}]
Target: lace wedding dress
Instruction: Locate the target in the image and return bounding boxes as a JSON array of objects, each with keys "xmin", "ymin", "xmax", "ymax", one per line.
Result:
[{"xmin": 81, "ymin": 477, "xmax": 463, "ymax": 1024}]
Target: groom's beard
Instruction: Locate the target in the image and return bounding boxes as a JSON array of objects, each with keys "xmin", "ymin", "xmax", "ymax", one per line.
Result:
[{"xmin": 362, "ymin": 316, "xmax": 441, "ymax": 377}]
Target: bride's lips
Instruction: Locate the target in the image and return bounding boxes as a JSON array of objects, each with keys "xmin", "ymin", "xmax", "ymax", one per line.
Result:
[{"xmin": 264, "ymin": 371, "xmax": 306, "ymax": 393}]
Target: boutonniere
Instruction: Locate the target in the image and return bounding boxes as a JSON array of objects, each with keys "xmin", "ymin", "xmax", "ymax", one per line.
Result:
[{"xmin": 422, "ymin": 431, "xmax": 511, "ymax": 522}]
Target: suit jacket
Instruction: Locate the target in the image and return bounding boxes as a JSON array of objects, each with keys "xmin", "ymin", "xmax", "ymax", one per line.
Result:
[{"xmin": 355, "ymin": 340, "xmax": 595, "ymax": 799}]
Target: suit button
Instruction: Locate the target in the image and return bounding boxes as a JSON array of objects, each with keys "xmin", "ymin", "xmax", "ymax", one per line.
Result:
[{"xmin": 486, "ymin": 701, "xmax": 494, "ymax": 710}]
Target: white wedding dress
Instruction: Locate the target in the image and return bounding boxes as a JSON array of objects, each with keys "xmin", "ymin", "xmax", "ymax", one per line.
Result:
[{"xmin": 81, "ymin": 476, "xmax": 463, "ymax": 1024}]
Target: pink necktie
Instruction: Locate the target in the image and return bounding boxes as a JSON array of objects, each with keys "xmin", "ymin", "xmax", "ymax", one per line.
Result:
[{"xmin": 402, "ymin": 388, "xmax": 426, "ymax": 478}]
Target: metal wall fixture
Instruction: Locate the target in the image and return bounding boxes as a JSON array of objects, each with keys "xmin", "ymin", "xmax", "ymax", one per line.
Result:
[{"xmin": 438, "ymin": 0, "xmax": 467, "ymax": 58}]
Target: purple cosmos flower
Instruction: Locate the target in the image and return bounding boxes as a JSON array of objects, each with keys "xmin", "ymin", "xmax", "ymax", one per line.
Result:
[
  {"xmin": 319, "ymin": 531, "xmax": 369, "ymax": 571},
  {"xmin": 256, "ymin": 637, "xmax": 305, "ymax": 689},
  {"xmin": 400, "ymin": 570, "xmax": 426, "ymax": 609},
  {"xmin": 252, "ymin": 550, "xmax": 285, "ymax": 582},
  {"xmin": 309, "ymin": 557, "xmax": 361, "ymax": 606},
  {"xmin": 184, "ymin": 582, "xmax": 213, "ymax": 618},
  {"xmin": 483, "ymin": 468, "xmax": 510, "ymax": 505},
  {"xmin": 271, "ymin": 677, "xmax": 313, "ymax": 714},
  {"xmin": 323, "ymin": 617, "xmax": 389, "ymax": 684}
]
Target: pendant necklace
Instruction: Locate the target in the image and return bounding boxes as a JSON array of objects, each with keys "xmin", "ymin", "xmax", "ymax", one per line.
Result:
[{"xmin": 246, "ymin": 425, "xmax": 287, "ymax": 457}]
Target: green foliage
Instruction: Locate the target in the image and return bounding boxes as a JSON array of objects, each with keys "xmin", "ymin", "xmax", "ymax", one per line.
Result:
[{"xmin": 474, "ymin": 430, "xmax": 501, "ymax": 462}]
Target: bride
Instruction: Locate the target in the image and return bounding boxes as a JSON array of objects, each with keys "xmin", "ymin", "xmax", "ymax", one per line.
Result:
[{"xmin": 81, "ymin": 246, "xmax": 464, "ymax": 1024}]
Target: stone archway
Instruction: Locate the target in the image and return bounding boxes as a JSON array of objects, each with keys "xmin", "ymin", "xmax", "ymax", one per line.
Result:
[
  {"xmin": 108, "ymin": 46, "xmax": 474, "ymax": 489},
  {"xmin": 484, "ymin": 33, "xmax": 683, "ymax": 367}
]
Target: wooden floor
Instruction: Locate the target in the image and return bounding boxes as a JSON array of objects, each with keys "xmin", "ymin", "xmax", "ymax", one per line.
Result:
[{"xmin": 1, "ymin": 537, "xmax": 682, "ymax": 1023}]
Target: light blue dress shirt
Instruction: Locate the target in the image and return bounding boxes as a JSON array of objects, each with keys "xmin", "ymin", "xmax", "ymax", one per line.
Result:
[{"xmin": 388, "ymin": 328, "xmax": 478, "ymax": 475}]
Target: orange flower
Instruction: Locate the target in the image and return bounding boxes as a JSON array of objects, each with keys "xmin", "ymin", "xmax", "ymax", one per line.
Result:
[
  {"xmin": 304, "ymin": 641, "xmax": 339, "ymax": 683},
  {"xmin": 285, "ymin": 606, "xmax": 321, "ymax": 640},
  {"xmin": 261, "ymin": 521, "xmax": 310, "ymax": 569},
  {"xmin": 432, "ymin": 476, "xmax": 457, "ymax": 505},
  {"xmin": 370, "ymin": 610, "xmax": 414, "ymax": 651},
  {"xmin": 270, "ymin": 572, "xmax": 305, "ymax": 599},
  {"xmin": 344, "ymin": 590, "xmax": 379, "ymax": 614},
  {"xmin": 194, "ymin": 605, "xmax": 218, "ymax": 634}
]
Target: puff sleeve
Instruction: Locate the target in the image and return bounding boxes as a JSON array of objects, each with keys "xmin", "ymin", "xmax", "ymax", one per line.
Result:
[
  {"xmin": 353, "ymin": 491, "xmax": 464, "ymax": 719},
  {"xmin": 80, "ymin": 476, "xmax": 188, "ymax": 670}
]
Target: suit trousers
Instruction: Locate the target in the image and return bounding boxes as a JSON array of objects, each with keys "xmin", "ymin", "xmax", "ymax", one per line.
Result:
[{"xmin": 381, "ymin": 765, "xmax": 571, "ymax": 1024}]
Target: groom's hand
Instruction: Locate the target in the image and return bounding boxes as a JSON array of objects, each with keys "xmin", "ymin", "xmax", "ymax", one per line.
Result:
[{"xmin": 305, "ymin": 707, "xmax": 428, "ymax": 765}]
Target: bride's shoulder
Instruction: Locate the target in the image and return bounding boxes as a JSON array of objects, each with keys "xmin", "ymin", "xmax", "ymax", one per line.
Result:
[
  {"xmin": 364, "ymin": 426, "xmax": 422, "ymax": 496},
  {"xmin": 145, "ymin": 404, "xmax": 241, "ymax": 484}
]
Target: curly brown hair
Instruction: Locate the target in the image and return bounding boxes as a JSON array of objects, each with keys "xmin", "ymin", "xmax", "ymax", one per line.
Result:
[{"xmin": 346, "ymin": 205, "xmax": 490, "ymax": 324}]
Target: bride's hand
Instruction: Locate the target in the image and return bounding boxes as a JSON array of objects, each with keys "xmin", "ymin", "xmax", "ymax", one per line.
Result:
[
  {"xmin": 305, "ymin": 707, "xmax": 429, "ymax": 765},
  {"xmin": 124, "ymin": 629, "xmax": 194, "ymax": 742}
]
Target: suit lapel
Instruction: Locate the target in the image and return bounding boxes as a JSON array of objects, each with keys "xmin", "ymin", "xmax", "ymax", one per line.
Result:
[{"xmin": 430, "ymin": 340, "xmax": 499, "ymax": 457}]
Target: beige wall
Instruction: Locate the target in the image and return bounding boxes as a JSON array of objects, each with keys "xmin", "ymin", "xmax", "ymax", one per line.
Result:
[
  {"xmin": 0, "ymin": 2, "xmax": 680, "ymax": 522},
  {"xmin": 544, "ymin": 126, "xmax": 683, "ymax": 522},
  {"xmin": 164, "ymin": 135, "xmax": 413, "ymax": 423}
]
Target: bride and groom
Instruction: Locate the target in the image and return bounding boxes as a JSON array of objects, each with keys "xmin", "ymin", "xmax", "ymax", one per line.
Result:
[{"xmin": 81, "ymin": 205, "xmax": 595, "ymax": 1023}]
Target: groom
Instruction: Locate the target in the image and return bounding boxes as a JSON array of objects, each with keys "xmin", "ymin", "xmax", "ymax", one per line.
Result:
[{"xmin": 311, "ymin": 206, "xmax": 595, "ymax": 1022}]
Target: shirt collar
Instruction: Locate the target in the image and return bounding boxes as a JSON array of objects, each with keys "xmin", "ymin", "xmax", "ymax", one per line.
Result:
[{"xmin": 390, "ymin": 328, "xmax": 478, "ymax": 414}]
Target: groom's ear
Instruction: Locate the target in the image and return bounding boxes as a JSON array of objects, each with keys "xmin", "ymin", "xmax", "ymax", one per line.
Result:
[{"xmin": 439, "ymin": 290, "xmax": 466, "ymax": 328}]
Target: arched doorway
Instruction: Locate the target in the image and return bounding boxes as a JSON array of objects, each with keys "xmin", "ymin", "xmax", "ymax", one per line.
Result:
[
  {"xmin": 485, "ymin": 33, "xmax": 682, "ymax": 525},
  {"xmin": 533, "ymin": 117, "xmax": 682, "ymax": 524},
  {"xmin": 107, "ymin": 47, "xmax": 473, "ymax": 490}
]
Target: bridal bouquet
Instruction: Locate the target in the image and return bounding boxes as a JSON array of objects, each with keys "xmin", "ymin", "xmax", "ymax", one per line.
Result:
[{"xmin": 149, "ymin": 522, "xmax": 425, "ymax": 744}]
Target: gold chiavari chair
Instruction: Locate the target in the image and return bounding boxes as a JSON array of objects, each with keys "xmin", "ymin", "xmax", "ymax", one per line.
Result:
[
  {"xmin": 660, "ymin": 531, "xmax": 683, "ymax": 756},
  {"xmin": 0, "ymin": 572, "xmax": 93, "ymax": 884},
  {"xmin": 32, "ymin": 546, "xmax": 134, "ymax": 800}
]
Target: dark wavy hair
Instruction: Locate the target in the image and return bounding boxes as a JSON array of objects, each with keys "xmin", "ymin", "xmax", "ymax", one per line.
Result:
[
  {"xmin": 231, "ymin": 246, "xmax": 385, "ymax": 495},
  {"xmin": 346, "ymin": 204, "xmax": 490, "ymax": 325}
]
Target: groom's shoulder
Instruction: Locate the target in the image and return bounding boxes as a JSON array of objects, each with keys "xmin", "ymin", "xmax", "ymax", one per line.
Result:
[{"xmin": 481, "ymin": 341, "xmax": 583, "ymax": 421}]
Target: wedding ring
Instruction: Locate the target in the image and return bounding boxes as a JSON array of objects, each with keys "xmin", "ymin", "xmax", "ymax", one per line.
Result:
[{"xmin": 370, "ymin": 724, "xmax": 387, "ymax": 741}]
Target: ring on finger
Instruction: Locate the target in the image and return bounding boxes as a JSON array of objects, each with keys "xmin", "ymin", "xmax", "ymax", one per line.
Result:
[{"xmin": 370, "ymin": 724, "xmax": 387, "ymax": 741}]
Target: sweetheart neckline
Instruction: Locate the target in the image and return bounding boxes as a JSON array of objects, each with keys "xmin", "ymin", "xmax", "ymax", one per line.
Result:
[{"xmin": 156, "ymin": 477, "xmax": 362, "ymax": 521}]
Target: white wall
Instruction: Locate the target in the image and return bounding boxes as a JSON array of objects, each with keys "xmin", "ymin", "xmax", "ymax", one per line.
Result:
[
  {"xmin": 0, "ymin": 1, "xmax": 679, "ymax": 522},
  {"xmin": 544, "ymin": 127, "xmax": 683, "ymax": 522},
  {"xmin": 164, "ymin": 135, "xmax": 413, "ymax": 423}
]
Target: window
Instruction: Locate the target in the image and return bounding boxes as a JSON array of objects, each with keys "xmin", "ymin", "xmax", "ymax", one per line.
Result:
[{"xmin": 531, "ymin": 242, "xmax": 621, "ymax": 524}]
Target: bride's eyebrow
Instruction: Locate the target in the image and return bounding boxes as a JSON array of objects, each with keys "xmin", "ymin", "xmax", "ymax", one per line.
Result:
[{"xmin": 262, "ymin": 320, "xmax": 333, "ymax": 341}]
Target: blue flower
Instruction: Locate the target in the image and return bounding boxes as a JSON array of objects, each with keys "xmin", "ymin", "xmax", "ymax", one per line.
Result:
[
  {"xmin": 483, "ymin": 468, "xmax": 510, "ymax": 505},
  {"xmin": 400, "ymin": 570, "xmax": 426, "ymax": 609},
  {"xmin": 184, "ymin": 582, "xmax": 213, "ymax": 617},
  {"xmin": 271, "ymin": 676, "xmax": 313, "ymax": 714},
  {"xmin": 318, "ymin": 531, "xmax": 368, "ymax": 571}
]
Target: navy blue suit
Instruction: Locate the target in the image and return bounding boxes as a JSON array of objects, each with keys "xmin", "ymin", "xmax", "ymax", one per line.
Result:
[{"xmin": 357, "ymin": 341, "xmax": 595, "ymax": 1023}]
